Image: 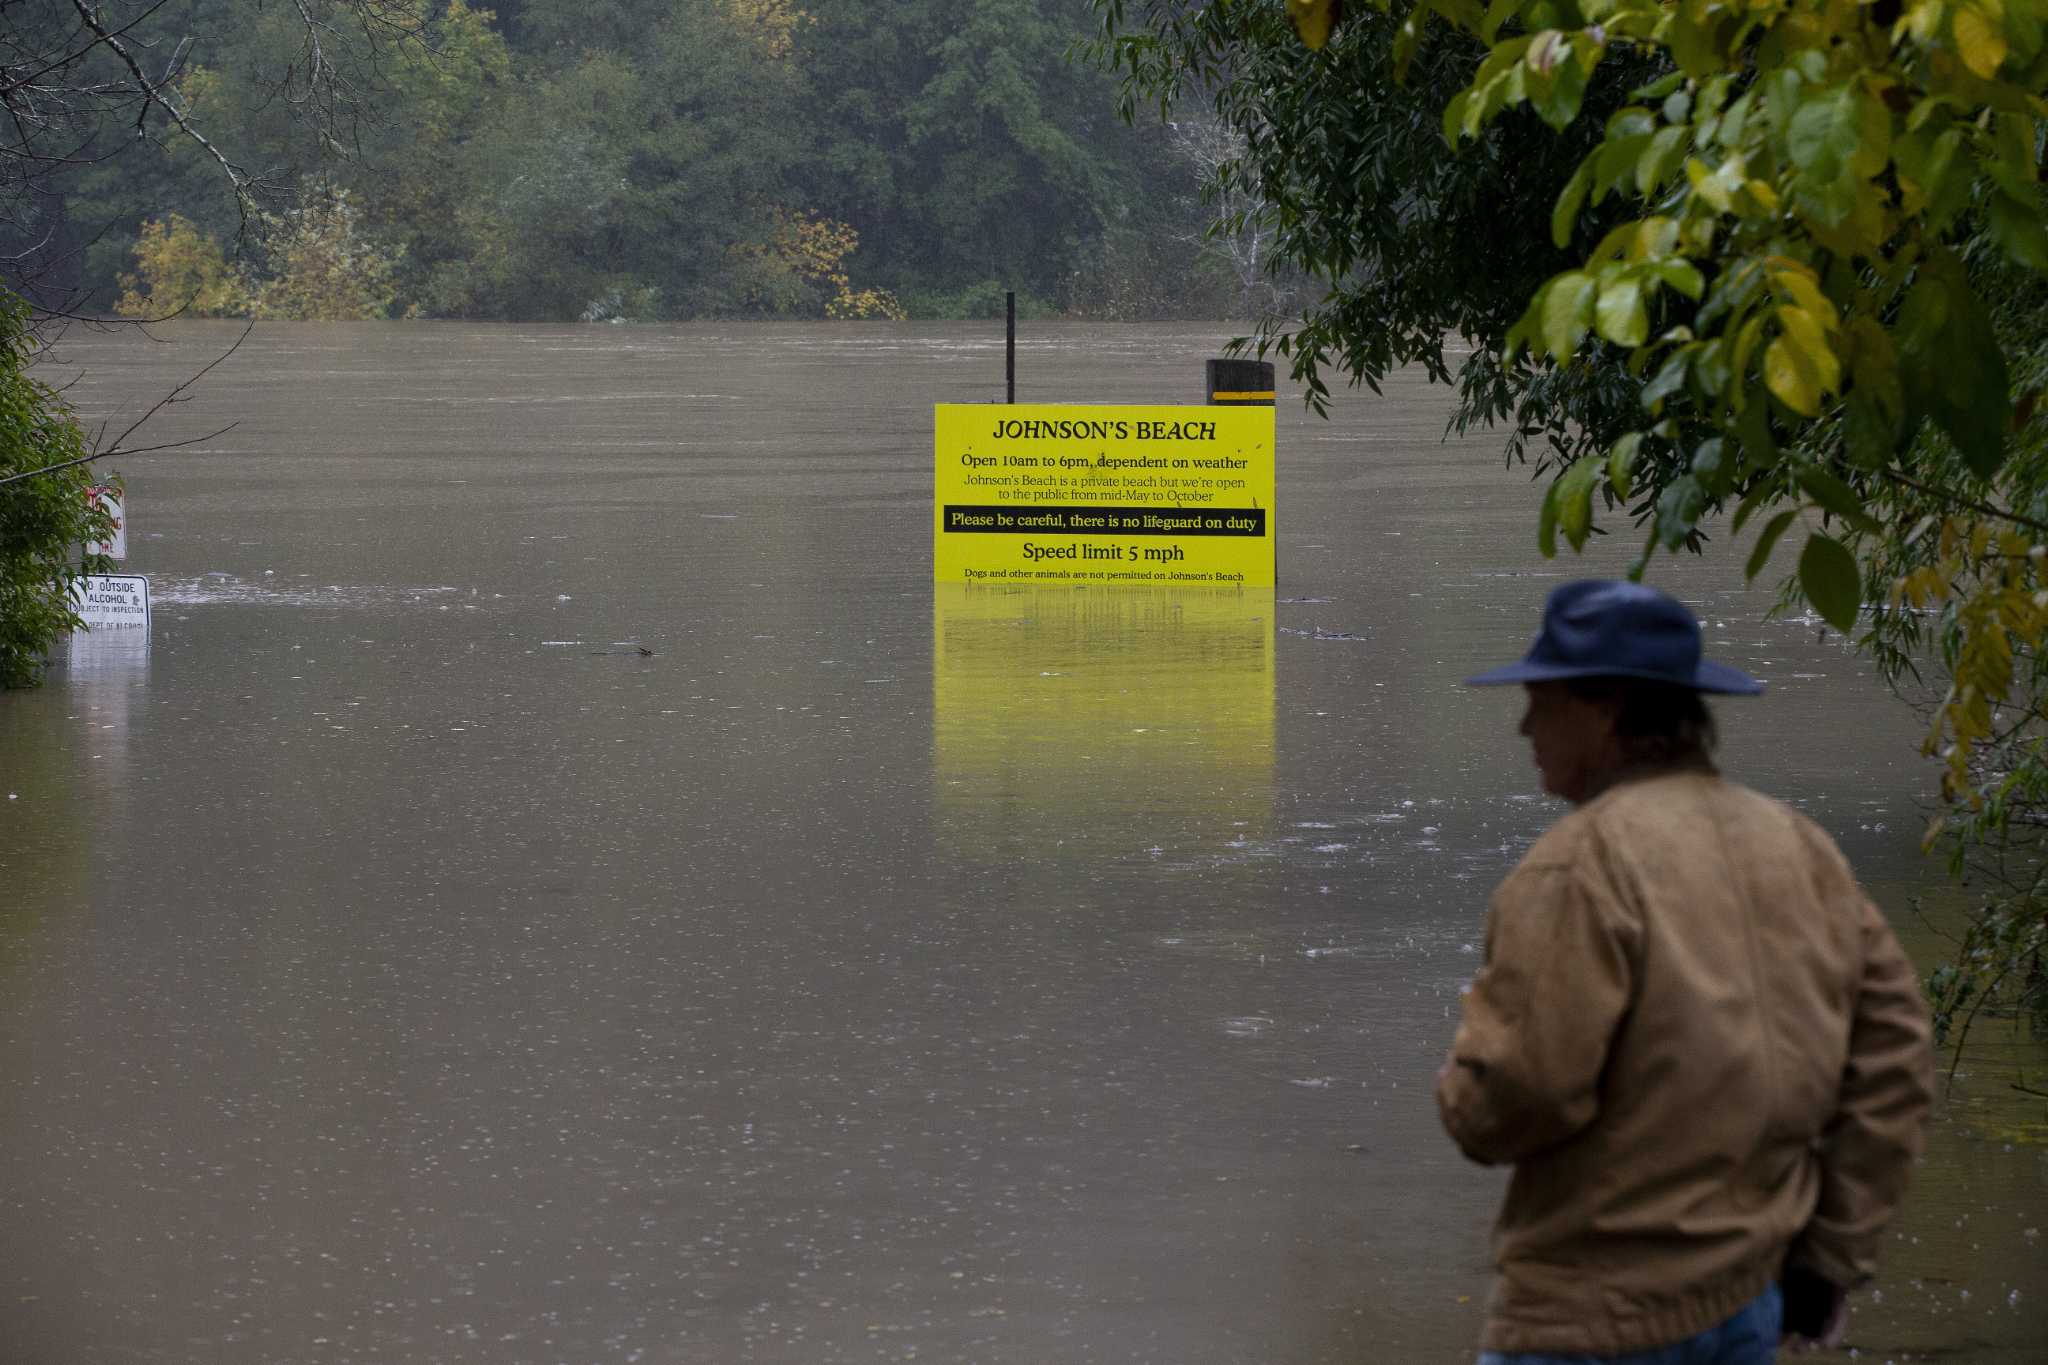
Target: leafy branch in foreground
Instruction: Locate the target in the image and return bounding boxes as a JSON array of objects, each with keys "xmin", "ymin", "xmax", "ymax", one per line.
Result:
[
  {"xmin": 0, "ymin": 295, "xmax": 115, "ymax": 688},
  {"xmin": 1276, "ymin": 0, "xmax": 2046, "ymax": 1053},
  {"xmin": 1084, "ymin": 1, "xmax": 1666, "ymax": 492},
  {"xmin": 1322, "ymin": 0, "xmax": 2047, "ymax": 812}
]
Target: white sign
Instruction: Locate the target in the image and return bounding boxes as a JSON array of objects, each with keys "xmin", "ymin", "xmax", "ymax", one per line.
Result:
[
  {"xmin": 72, "ymin": 574, "xmax": 149, "ymax": 631},
  {"xmin": 87, "ymin": 486, "xmax": 125, "ymax": 561}
]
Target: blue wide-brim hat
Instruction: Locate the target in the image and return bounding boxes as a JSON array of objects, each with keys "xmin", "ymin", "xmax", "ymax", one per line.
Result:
[{"xmin": 1465, "ymin": 579, "xmax": 1763, "ymax": 695}]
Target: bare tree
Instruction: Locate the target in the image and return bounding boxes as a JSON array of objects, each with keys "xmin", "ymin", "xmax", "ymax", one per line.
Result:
[
  {"xmin": 1164, "ymin": 107, "xmax": 1294, "ymax": 318},
  {"xmin": 1, "ymin": 0, "xmax": 422, "ymax": 314}
]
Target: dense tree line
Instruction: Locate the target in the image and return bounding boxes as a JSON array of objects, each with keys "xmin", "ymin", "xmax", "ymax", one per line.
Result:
[
  {"xmin": 17, "ymin": 0, "xmax": 1255, "ymax": 323},
  {"xmin": 2, "ymin": 0, "xmax": 1268, "ymax": 685}
]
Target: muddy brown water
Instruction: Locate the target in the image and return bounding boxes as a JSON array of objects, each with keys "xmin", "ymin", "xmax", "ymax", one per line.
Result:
[{"xmin": 2, "ymin": 322, "xmax": 2042, "ymax": 1362}]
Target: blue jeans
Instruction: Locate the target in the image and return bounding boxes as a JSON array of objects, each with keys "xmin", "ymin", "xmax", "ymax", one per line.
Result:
[{"xmin": 1478, "ymin": 1282, "xmax": 1782, "ymax": 1365}]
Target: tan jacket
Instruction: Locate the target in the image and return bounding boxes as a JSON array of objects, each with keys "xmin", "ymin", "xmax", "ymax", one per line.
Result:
[{"xmin": 1436, "ymin": 769, "xmax": 1933, "ymax": 1356}]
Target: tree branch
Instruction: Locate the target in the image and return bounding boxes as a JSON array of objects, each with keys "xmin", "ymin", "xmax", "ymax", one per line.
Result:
[
  {"xmin": 0, "ymin": 422, "xmax": 236, "ymax": 487},
  {"xmin": 100, "ymin": 318, "xmax": 253, "ymax": 452},
  {"xmin": 0, "ymin": 0, "xmax": 181, "ymax": 100},
  {"xmin": 66, "ymin": 0, "xmax": 252, "ymax": 214},
  {"xmin": 0, "ymin": 321, "xmax": 253, "ymax": 487},
  {"xmin": 1879, "ymin": 467, "xmax": 2048, "ymax": 538}
]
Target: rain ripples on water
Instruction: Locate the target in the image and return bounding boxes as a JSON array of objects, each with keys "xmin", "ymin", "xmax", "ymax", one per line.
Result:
[{"xmin": 2, "ymin": 322, "xmax": 2041, "ymax": 1363}]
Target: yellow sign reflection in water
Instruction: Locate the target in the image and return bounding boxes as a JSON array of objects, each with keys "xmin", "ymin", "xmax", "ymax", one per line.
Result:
[{"xmin": 933, "ymin": 584, "xmax": 1275, "ymax": 855}]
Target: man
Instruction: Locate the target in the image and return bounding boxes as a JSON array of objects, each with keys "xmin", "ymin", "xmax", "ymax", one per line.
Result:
[{"xmin": 1437, "ymin": 579, "xmax": 1934, "ymax": 1364}]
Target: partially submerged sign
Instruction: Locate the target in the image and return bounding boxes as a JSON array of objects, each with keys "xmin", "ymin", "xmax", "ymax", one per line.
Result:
[
  {"xmin": 72, "ymin": 574, "xmax": 150, "ymax": 632},
  {"xmin": 934, "ymin": 404, "xmax": 1277, "ymax": 587},
  {"xmin": 87, "ymin": 486, "xmax": 125, "ymax": 560}
]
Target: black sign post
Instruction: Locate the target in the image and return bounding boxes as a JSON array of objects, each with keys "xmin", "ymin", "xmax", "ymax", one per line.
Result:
[{"xmin": 1205, "ymin": 358, "xmax": 1276, "ymax": 406}]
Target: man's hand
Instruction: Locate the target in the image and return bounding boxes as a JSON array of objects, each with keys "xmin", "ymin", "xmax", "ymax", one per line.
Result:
[{"xmin": 1779, "ymin": 1266, "xmax": 1848, "ymax": 1352}]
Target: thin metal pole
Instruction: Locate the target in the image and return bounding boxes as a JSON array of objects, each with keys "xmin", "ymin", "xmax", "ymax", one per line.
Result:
[{"xmin": 1005, "ymin": 291, "xmax": 1016, "ymax": 404}]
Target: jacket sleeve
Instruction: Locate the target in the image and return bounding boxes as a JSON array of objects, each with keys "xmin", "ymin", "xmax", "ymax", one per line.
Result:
[
  {"xmin": 1788, "ymin": 896, "xmax": 1935, "ymax": 1287},
  {"xmin": 1435, "ymin": 856, "xmax": 1637, "ymax": 1166}
]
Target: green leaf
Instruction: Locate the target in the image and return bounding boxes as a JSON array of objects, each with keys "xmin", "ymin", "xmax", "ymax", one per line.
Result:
[
  {"xmin": 1842, "ymin": 317, "xmax": 1902, "ymax": 420},
  {"xmin": 1538, "ymin": 474, "xmax": 1562, "ymax": 558},
  {"xmin": 1794, "ymin": 465, "xmax": 1879, "ymax": 533},
  {"xmin": 1605, "ymin": 106, "xmax": 1658, "ymax": 141},
  {"xmin": 1631, "ymin": 217, "xmax": 1681, "ymax": 260},
  {"xmin": 1897, "ymin": 272, "xmax": 1952, "ymax": 355},
  {"xmin": 1746, "ymin": 508, "xmax": 1800, "ymax": 581},
  {"xmin": 1792, "ymin": 170, "xmax": 1859, "ymax": 230},
  {"xmin": 1480, "ymin": 0, "xmax": 1520, "ymax": 43},
  {"xmin": 1555, "ymin": 456, "xmax": 1603, "ymax": 552},
  {"xmin": 1731, "ymin": 480, "xmax": 1775, "ymax": 536},
  {"xmin": 1697, "ymin": 257, "xmax": 1765, "ymax": 330},
  {"xmin": 1694, "ymin": 337, "xmax": 1732, "ymax": 400},
  {"xmin": 1595, "ymin": 277, "xmax": 1648, "ymax": 347},
  {"xmin": 1655, "ymin": 476, "xmax": 1707, "ymax": 551},
  {"xmin": 1648, "ymin": 258, "xmax": 1705, "ymax": 299},
  {"xmin": 1928, "ymin": 279, "xmax": 2012, "ymax": 478},
  {"xmin": 1641, "ymin": 350, "xmax": 1690, "ymax": 410},
  {"xmin": 1532, "ymin": 47, "xmax": 1592, "ymax": 132},
  {"xmin": 1798, "ymin": 532, "xmax": 1863, "ymax": 632},
  {"xmin": 1734, "ymin": 397, "xmax": 1779, "ymax": 467},
  {"xmin": 1595, "ymin": 135, "xmax": 1652, "ymax": 202},
  {"xmin": 1764, "ymin": 67, "xmax": 1805, "ymax": 145},
  {"xmin": 1849, "ymin": 87, "xmax": 1891, "ymax": 178},
  {"xmin": 1784, "ymin": 86, "xmax": 1864, "ymax": 229},
  {"xmin": 1636, "ymin": 125, "xmax": 1689, "ymax": 196},
  {"xmin": 1469, "ymin": 34, "xmax": 1536, "ymax": 92},
  {"xmin": 1989, "ymin": 112, "xmax": 2038, "ymax": 199},
  {"xmin": 1608, "ymin": 432, "xmax": 1642, "ymax": 500},
  {"xmin": 1923, "ymin": 128, "xmax": 1972, "ymax": 231},
  {"xmin": 1552, "ymin": 161, "xmax": 1593, "ymax": 247},
  {"xmin": 1540, "ymin": 271, "xmax": 1596, "ymax": 357},
  {"xmin": 1690, "ymin": 437, "xmax": 1730, "ymax": 496},
  {"xmin": 1443, "ymin": 91, "xmax": 1472, "ymax": 148},
  {"xmin": 1786, "ymin": 87, "xmax": 1858, "ymax": 179},
  {"xmin": 1731, "ymin": 311, "xmax": 1767, "ymax": 382},
  {"xmin": 1685, "ymin": 155, "xmax": 1735, "ymax": 213},
  {"xmin": 1504, "ymin": 293, "xmax": 1543, "ymax": 363},
  {"xmin": 1988, "ymin": 190, "xmax": 2048, "ymax": 273},
  {"xmin": 1842, "ymin": 389, "xmax": 1900, "ymax": 469},
  {"xmin": 1630, "ymin": 72, "xmax": 1686, "ymax": 103}
]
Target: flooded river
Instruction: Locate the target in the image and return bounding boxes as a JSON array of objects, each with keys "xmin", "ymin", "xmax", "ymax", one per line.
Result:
[{"xmin": 3, "ymin": 323, "xmax": 2043, "ymax": 1362}]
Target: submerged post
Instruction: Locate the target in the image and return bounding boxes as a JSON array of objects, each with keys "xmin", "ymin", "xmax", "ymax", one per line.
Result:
[
  {"xmin": 1205, "ymin": 358, "xmax": 1276, "ymax": 407},
  {"xmin": 1206, "ymin": 358, "xmax": 1279, "ymax": 587},
  {"xmin": 1006, "ymin": 291, "xmax": 1016, "ymax": 404}
]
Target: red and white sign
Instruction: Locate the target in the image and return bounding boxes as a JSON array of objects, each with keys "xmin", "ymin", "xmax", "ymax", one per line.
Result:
[{"xmin": 87, "ymin": 486, "xmax": 125, "ymax": 560}]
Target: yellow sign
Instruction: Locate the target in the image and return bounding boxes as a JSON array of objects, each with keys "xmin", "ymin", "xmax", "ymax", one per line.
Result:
[{"xmin": 934, "ymin": 404, "xmax": 1276, "ymax": 587}]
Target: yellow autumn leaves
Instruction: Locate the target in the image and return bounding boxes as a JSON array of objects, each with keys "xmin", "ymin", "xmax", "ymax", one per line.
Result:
[
  {"xmin": 1285, "ymin": 1, "xmax": 1342, "ymax": 51},
  {"xmin": 1893, "ymin": 518, "xmax": 2048, "ymax": 812},
  {"xmin": 737, "ymin": 210, "xmax": 906, "ymax": 321},
  {"xmin": 116, "ymin": 194, "xmax": 406, "ymax": 321},
  {"xmin": 1761, "ymin": 262, "xmax": 1841, "ymax": 419}
]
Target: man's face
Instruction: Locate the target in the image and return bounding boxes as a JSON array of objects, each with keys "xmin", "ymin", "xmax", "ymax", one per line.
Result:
[{"xmin": 1518, "ymin": 681, "xmax": 1621, "ymax": 804}]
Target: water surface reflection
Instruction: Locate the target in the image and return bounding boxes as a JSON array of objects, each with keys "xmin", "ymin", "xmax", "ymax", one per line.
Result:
[
  {"xmin": 0, "ymin": 322, "xmax": 2041, "ymax": 1363},
  {"xmin": 935, "ymin": 585, "xmax": 1274, "ymax": 857}
]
